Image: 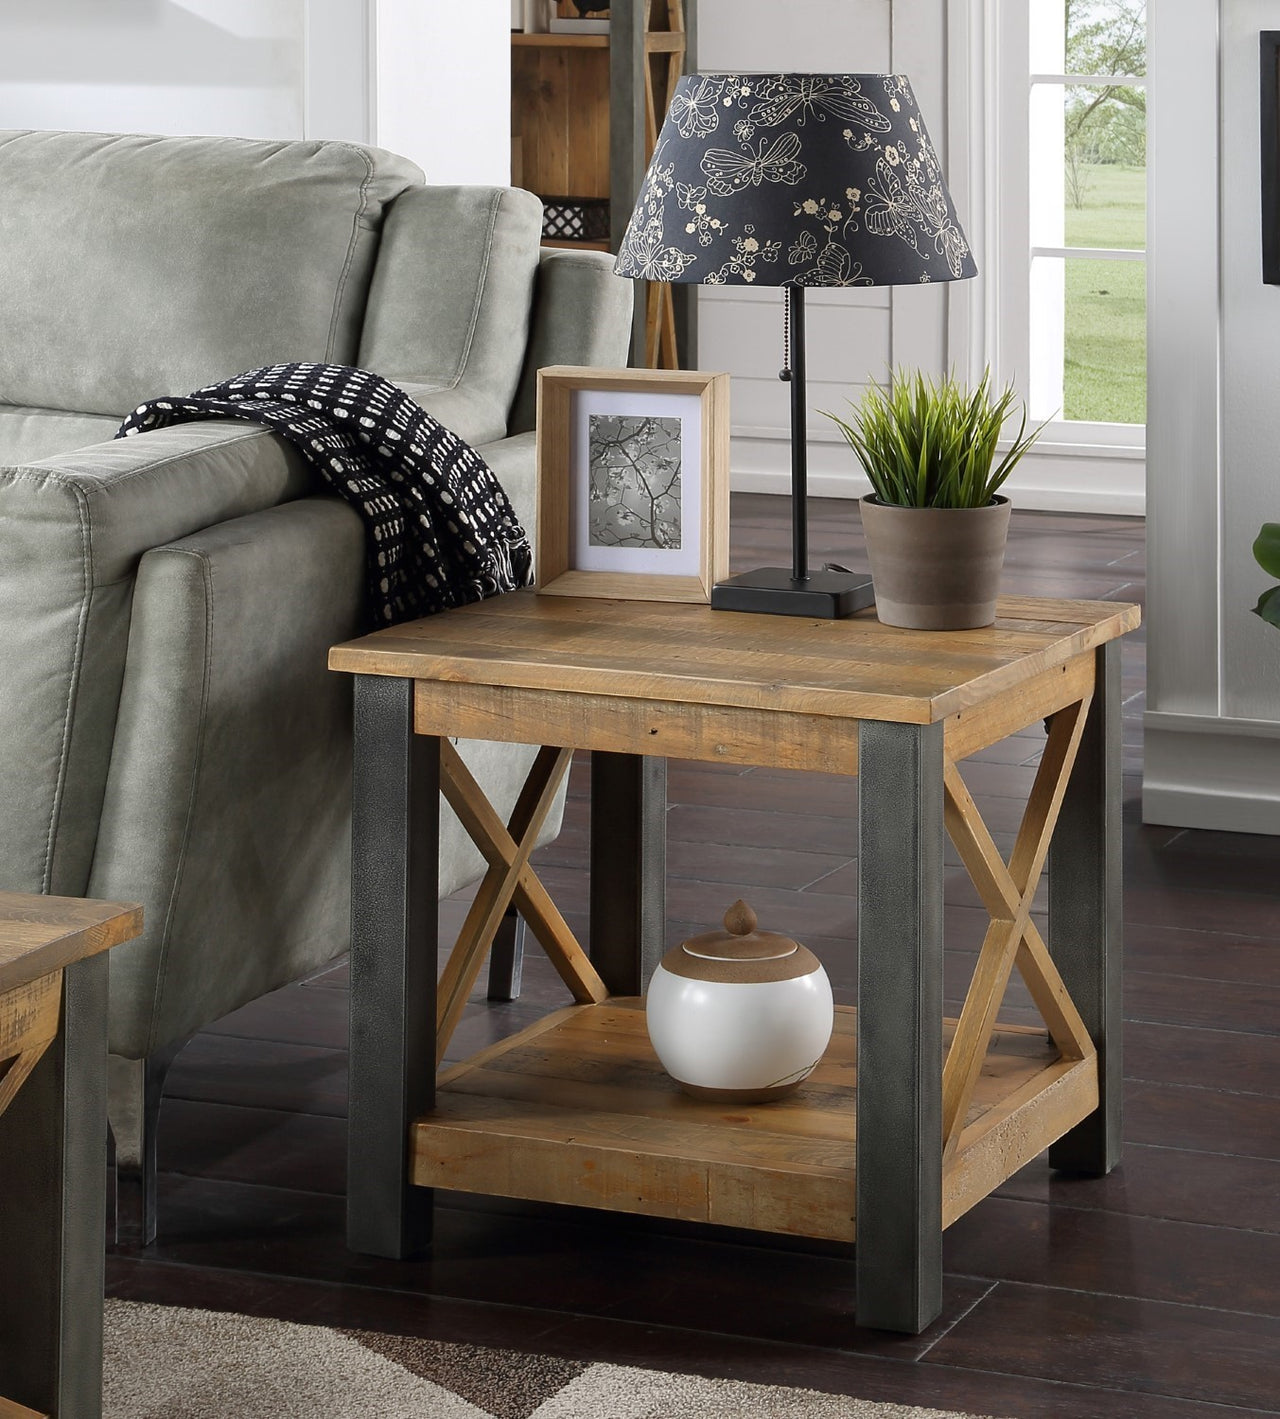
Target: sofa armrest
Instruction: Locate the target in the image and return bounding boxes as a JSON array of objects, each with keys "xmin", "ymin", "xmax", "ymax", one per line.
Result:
[
  {"xmin": 508, "ymin": 250, "xmax": 635, "ymax": 435},
  {"xmin": 90, "ymin": 486, "xmax": 566, "ymax": 1059},
  {"xmin": 0, "ymin": 422, "xmax": 317, "ymax": 899},
  {"xmin": 88, "ymin": 495, "xmax": 366, "ymax": 1056},
  {"xmin": 24, "ymin": 421, "xmax": 315, "ymax": 581}
]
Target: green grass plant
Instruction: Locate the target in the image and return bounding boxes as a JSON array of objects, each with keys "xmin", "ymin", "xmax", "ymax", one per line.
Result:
[{"xmin": 822, "ymin": 369, "xmax": 1046, "ymax": 509}]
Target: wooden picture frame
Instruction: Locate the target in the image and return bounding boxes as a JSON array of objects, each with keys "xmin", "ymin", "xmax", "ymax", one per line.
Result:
[{"xmin": 535, "ymin": 366, "xmax": 730, "ymax": 602}]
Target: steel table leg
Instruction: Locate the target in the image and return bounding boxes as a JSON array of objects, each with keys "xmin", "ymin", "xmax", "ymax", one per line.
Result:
[
  {"xmin": 588, "ymin": 753, "xmax": 667, "ymax": 996},
  {"xmin": 0, "ymin": 952, "xmax": 109, "ymax": 1418},
  {"xmin": 1049, "ymin": 640, "xmax": 1123, "ymax": 1174},
  {"xmin": 347, "ymin": 674, "xmax": 439, "ymax": 1258},
  {"xmin": 856, "ymin": 720, "xmax": 945, "ymax": 1334}
]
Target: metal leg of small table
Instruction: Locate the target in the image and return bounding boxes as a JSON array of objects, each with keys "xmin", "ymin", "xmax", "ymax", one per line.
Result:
[
  {"xmin": 589, "ymin": 753, "xmax": 667, "ymax": 996},
  {"xmin": 856, "ymin": 720, "xmax": 945, "ymax": 1334},
  {"xmin": 347, "ymin": 674, "xmax": 439, "ymax": 1258},
  {"xmin": 0, "ymin": 952, "xmax": 109, "ymax": 1418},
  {"xmin": 1048, "ymin": 639, "xmax": 1123, "ymax": 1175}
]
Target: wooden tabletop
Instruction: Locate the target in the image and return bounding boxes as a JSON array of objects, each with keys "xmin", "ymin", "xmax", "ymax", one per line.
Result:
[
  {"xmin": 330, "ymin": 593, "xmax": 1139, "ymax": 725},
  {"xmin": 0, "ymin": 891, "xmax": 142, "ymax": 995}
]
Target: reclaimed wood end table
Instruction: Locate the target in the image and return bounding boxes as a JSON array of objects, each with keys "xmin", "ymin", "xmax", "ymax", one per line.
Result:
[
  {"xmin": 330, "ymin": 591, "xmax": 1137, "ymax": 1335},
  {"xmin": 0, "ymin": 890, "xmax": 142, "ymax": 1419}
]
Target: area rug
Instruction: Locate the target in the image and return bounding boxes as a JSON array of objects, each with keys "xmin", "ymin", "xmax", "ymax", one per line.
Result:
[{"xmin": 104, "ymin": 1300, "xmax": 993, "ymax": 1419}]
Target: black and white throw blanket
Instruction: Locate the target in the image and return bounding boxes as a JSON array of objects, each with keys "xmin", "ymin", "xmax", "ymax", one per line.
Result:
[{"xmin": 117, "ymin": 362, "xmax": 533, "ymax": 627}]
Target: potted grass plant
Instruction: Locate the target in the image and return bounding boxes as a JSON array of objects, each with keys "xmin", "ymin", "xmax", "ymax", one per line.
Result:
[{"xmin": 824, "ymin": 369, "xmax": 1045, "ymax": 630}]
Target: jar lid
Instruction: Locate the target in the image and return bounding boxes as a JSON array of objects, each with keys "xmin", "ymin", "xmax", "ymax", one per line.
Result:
[{"xmin": 680, "ymin": 900, "xmax": 799, "ymax": 962}]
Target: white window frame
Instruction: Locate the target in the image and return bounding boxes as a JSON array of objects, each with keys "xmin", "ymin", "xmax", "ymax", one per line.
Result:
[{"xmin": 948, "ymin": 0, "xmax": 1148, "ymax": 508}]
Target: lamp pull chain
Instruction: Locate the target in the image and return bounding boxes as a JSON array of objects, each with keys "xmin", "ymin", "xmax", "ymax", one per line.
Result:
[{"xmin": 780, "ymin": 288, "xmax": 792, "ymax": 383}]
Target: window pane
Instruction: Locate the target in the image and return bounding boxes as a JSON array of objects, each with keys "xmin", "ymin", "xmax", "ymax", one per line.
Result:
[
  {"xmin": 1063, "ymin": 83, "xmax": 1145, "ymax": 248},
  {"xmin": 1065, "ymin": 149, "xmax": 1145, "ymax": 248},
  {"xmin": 1065, "ymin": 0, "xmax": 1146, "ymax": 78},
  {"xmin": 1064, "ymin": 256, "xmax": 1146, "ymax": 423},
  {"xmin": 1029, "ymin": 78, "xmax": 1146, "ymax": 251}
]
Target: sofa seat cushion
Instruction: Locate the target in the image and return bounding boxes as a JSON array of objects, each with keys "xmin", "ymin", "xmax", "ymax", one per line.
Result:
[
  {"xmin": 0, "ymin": 130, "xmax": 423, "ymax": 418},
  {"xmin": 0, "ymin": 405, "xmax": 123, "ymax": 465}
]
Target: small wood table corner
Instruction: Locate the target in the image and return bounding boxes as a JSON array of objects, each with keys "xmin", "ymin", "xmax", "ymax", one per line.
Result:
[
  {"xmin": 330, "ymin": 592, "xmax": 1138, "ymax": 1335},
  {"xmin": 0, "ymin": 890, "xmax": 142, "ymax": 1419}
]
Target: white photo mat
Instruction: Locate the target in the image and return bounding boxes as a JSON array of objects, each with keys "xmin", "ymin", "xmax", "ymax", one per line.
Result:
[{"xmin": 569, "ymin": 387, "xmax": 704, "ymax": 578}]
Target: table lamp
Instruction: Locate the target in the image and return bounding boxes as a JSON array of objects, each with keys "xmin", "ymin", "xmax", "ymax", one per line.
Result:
[{"xmin": 615, "ymin": 72, "xmax": 977, "ymax": 616}]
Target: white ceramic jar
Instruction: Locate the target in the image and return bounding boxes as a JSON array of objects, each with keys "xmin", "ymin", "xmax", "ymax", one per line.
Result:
[{"xmin": 646, "ymin": 900, "xmax": 834, "ymax": 1103}]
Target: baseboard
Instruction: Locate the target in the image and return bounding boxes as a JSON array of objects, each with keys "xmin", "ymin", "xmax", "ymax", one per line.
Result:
[
  {"xmin": 730, "ymin": 438, "xmax": 1146, "ymax": 516},
  {"xmin": 1143, "ymin": 711, "xmax": 1280, "ymax": 835}
]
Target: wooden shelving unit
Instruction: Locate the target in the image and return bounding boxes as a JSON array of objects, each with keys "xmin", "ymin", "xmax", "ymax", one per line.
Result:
[
  {"xmin": 511, "ymin": 0, "xmax": 696, "ymax": 368},
  {"xmin": 413, "ymin": 998, "xmax": 1100, "ymax": 1240}
]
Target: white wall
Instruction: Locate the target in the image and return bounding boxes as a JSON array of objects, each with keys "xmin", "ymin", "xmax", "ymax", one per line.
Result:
[
  {"xmin": 0, "ymin": 0, "xmax": 306, "ymax": 138},
  {"xmin": 696, "ymin": 0, "xmax": 959, "ymax": 503},
  {"xmin": 0, "ymin": 0, "xmax": 509, "ymax": 182},
  {"xmin": 373, "ymin": 0, "xmax": 510, "ymax": 183},
  {"xmin": 303, "ymin": 0, "xmax": 371, "ymax": 144},
  {"xmin": 1143, "ymin": 0, "xmax": 1280, "ymax": 833}
]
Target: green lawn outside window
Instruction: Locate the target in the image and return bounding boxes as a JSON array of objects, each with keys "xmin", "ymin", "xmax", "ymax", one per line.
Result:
[{"xmin": 1062, "ymin": 162, "xmax": 1146, "ymax": 425}]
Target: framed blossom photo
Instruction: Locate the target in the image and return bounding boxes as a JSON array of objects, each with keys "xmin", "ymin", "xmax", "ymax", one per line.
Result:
[{"xmin": 535, "ymin": 366, "xmax": 730, "ymax": 602}]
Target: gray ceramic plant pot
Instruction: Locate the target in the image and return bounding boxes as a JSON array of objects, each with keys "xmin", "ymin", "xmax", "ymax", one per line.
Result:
[{"xmin": 860, "ymin": 494, "xmax": 1012, "ymax": 630}]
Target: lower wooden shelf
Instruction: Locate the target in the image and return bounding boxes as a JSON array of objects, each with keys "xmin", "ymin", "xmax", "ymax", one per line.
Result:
[{"xmin": 413, "ymin": 999, "xmax": 1098, "ymax": 1242}]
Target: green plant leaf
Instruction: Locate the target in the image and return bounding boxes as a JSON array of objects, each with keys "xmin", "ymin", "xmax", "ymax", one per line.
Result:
[
  {"xmin": 1253, "ymin": 585, "xmax": 1280, "ymax": 627},
  {"xmin": 1253, "ymin": 524, "xmax": 1280, "ymax": 579},
  {"xmin": 819, "ymin": 365, "xmax": 1045, "ymax": 508}
]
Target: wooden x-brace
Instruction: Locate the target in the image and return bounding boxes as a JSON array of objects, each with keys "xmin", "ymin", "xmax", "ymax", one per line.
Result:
[
  {"xmin": 940, "ymin": 696, "xmax": 1097, "ymax": 1158},
  {"xmin": 434, "ymin": 740, "xmax": 607, "ymax": 1064},
  {"xmin": 0, "ymin": 969, "xmax": 61, "ymax": 1122}
]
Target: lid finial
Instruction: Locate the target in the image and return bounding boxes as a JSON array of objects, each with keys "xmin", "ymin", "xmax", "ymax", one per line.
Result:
[{"xmin": 724, "ymin": 900, "xmax": 758, "ymax": 936}]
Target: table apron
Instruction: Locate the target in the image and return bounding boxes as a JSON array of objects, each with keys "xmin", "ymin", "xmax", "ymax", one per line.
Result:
[{"xmin": 411, "ymin": 652, "xmax": 1096, "ymax": 773}]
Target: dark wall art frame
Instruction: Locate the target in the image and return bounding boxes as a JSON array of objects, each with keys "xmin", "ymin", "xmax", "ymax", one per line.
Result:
[{"xmin": 1261, "ymin": 32, "xmax": 1280, "ymax": 283}]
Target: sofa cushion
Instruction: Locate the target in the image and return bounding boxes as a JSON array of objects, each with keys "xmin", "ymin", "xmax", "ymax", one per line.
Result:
[
  {"xmin": 509, "ymin": 250, "xmax": 636, "ymax": 434},
  {"xmin": 0, "ymin": 130, "xmax": 422, "ymax": 417},
  {"xmin": 358, "ymin": 186, "xmax": 543, "ymax": 445}
]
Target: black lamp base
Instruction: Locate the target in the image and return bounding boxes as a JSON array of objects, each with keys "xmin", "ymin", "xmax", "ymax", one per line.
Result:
[{"xmin": 710, "ymin": 567, "xmax": 876, "ymax": 619}]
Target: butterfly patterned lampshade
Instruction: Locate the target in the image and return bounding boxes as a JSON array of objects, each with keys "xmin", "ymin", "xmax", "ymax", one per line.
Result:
[
  {"xmin": 615, "ymin": 72, "xmax": 976, "ymax": 288},
  {"xmin": 614, "ymin": 73, "xmax": 977, "ymax": 618}
]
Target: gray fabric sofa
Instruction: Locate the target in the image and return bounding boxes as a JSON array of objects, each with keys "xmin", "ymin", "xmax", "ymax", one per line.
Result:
[{"xmin": 0, "ymin": 129, "xmax": 632, "ymax": 1241}]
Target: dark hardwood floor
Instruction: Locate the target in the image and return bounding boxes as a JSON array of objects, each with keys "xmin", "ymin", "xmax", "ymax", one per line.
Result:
[{"xmin": 107, "ymin": 495, "xmax": 1280, "ymax": 1418}]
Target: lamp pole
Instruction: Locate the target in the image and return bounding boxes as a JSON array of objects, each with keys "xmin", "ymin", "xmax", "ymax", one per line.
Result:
[
  {"xmin": 785, "ymin": 284, "xmax": 808, "ymax": 583},
  {"xmin": 713, "ymin": 277, "xmax": 873, "ymax": 617}
]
